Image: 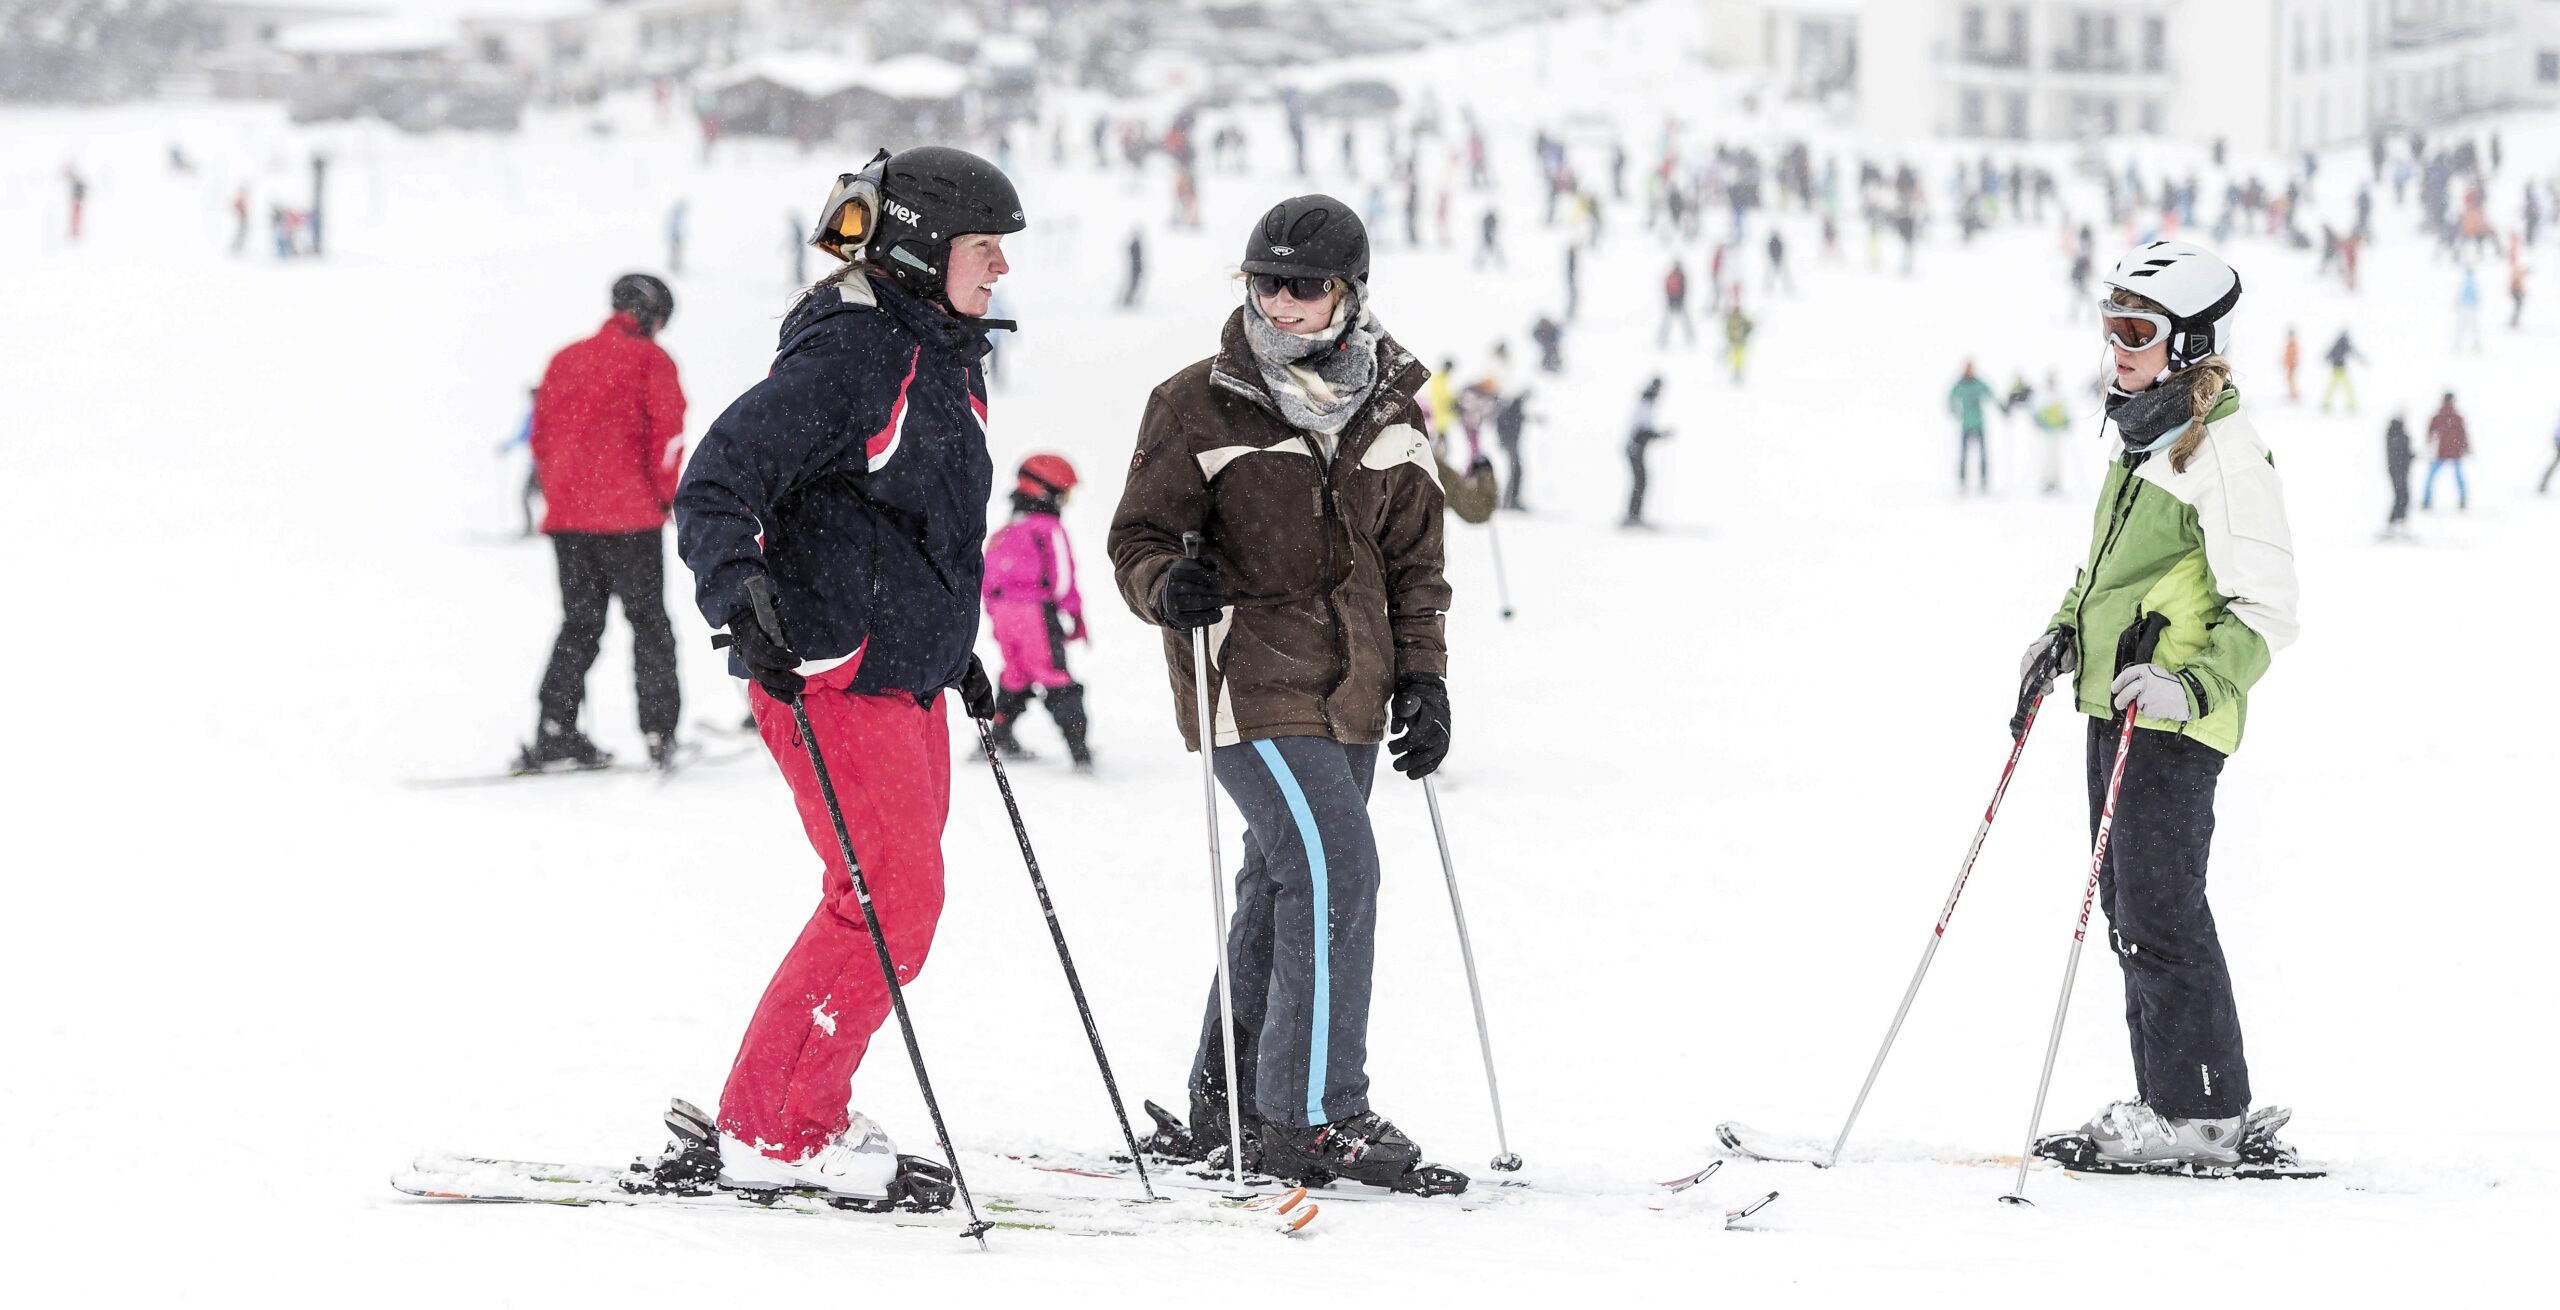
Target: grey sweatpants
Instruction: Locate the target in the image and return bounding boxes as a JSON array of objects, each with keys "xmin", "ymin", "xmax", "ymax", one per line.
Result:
[{"xmin": 1188, "ymin": 736, "xmax": 1381, "ymax": 1129}]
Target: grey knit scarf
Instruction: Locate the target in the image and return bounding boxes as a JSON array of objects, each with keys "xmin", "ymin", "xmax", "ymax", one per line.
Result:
[
  {"xmin": 1241, "ymin": 285, "xmax": 1386, "ymax": 438},
  {"xmin": 2106, "ymin": 377, "xmax": 2195, "ymax": 453}
]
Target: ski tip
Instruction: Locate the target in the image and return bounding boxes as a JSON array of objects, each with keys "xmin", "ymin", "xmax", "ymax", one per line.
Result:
[
  {"xmin": 1725, "ymin": 1190, "xmax": 1779, "ymax": 1225},
  {"xmin": 1659, "ymin": 1159, "xmax": 1721, "ymax": 1191},
  {"xmin": 1713, "ymin": 1121, "xmax": 1747, "ymax": 1151},
  {"xmin": 1281, "ymin": 1202, "xmax": 1318, "ymax": 1235}
]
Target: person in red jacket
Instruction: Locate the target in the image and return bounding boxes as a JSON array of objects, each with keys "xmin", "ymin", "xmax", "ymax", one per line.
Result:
[
  {"xmin": 2423, "ymin": 391, "xmax": 2471, "ymax": 512},
  {"xmin": 521, "ymin": 273, "xmax": 688, "ymax": 771}
]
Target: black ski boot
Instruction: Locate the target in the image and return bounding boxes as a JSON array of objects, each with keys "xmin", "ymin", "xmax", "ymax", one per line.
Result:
[
  {"xmin": 1265, "ymin": 1111, "xmax": 1470, "ymax": 1195},
  {"xmin": 986, "ymin": 689, "xmax": 1036, "ymax": 761},
  {"xmin": 515, "ymin": 718, "xmax": 612, "ymax": 774},
  {"xmin": 1048, "ymin": 682, "xmax": 1095, "ymax": 772},
  {"xmin": 1142, "ymin": 1094, "xmax": 1271, "ymax": 1176},
  {"xmin": 1139, "ymin": 1101, "xmax": 1207, "ymax": 1163},
  {"xmin": 644, "ymin": 731, "xmax": 683, "ymax": 771}
]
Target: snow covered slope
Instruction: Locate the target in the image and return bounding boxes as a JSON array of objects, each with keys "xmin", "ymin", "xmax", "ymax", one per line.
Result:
[{"xmin": 4, "ymin": 2, "xmax": 2554, "ymax": 1303}]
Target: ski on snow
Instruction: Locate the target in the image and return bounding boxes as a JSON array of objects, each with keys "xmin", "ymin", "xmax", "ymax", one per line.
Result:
[
  {"xmin": 1709, "ymin": 1105, "xmax": 2324, "ymax": 1180},
  {"xmin": 392, "ymin": 1150, "xmax": 1318, "ymax": 1238},
  {"xmin": 405, "ymin": 741, "xmax": 760, "ymax": 790},
  {"xmin": 1019, "ymin": 1150, "xmax": 1778, "ymax": 1229}
]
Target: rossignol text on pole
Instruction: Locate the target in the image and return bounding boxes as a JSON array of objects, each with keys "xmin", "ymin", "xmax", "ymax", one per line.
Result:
[
  {"xmin": 971, "ymin": 717, "xmax": 1158, "ymax": 1201},
  {"xmin": 2001, "ymin": 614, "xmax": 2166, "ymax": 1207},
  {"xmin": 1422, "ymin": 775, "xmax": 1521, "ymax": 1171},
  {"xmin": 1182, "ymin": 531, "xmax": 1249, "ymax": 1191},
  {"xmin": 1827, "ymin": 641, "xmax": 2066, "ymax": 1168}
]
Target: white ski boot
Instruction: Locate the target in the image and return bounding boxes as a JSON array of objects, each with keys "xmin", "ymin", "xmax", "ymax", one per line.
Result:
[
  {"xmin": 2080, "ymin": 1100, "xmax": 2243, "ymax": 1167},
  {"xmin": 716, "ymin": 1113, "xmax": 901, "ymax": 1203}
]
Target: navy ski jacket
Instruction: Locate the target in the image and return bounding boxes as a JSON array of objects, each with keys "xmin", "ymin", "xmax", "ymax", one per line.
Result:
[{"xmin": 675, "ymin": 272, "xmax": 996, "ymax": 698}]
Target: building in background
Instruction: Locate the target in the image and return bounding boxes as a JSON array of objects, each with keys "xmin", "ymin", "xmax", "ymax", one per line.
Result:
[
  {"xmin": 1706, "ymin": 0, "xmax": 2540, "ymax": 151},
  {"xmin": 1700, "ymin": 0, "xmax": 1861, "ymax": 101},
  {"xmin": 2531, "ymin": 0, "xmax": 2560, "ymax": 103}
]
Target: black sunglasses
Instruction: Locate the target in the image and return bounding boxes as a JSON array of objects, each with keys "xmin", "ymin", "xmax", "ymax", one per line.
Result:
[{"xmin": 1251, "ymin": 274, "xmax": 1335, "ymax": 300}]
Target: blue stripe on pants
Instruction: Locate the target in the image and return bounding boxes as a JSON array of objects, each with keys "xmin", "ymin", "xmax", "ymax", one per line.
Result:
[{"xmin": 1252, "ymin": 738, "xmax": 1331, "ymax": 1126}]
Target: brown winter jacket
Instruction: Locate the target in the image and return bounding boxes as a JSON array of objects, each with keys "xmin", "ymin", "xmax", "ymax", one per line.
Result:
[
  {"xmin": 2428, "ymin": 404, "xmax": 2470, "ymax": 460},
  {"xmin": 1109, "ymin": 308, "xmax": 1449, "ymax": 751}
]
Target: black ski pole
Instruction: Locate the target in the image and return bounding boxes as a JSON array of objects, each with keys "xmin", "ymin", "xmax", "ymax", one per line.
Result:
[
  {"xmin": 722, "ymin": 576, "xmax": 995, "ymax": 1247},
  {"xmin": 971, "ymin": 716, "xmax": 1159, "ymax": 1201}
]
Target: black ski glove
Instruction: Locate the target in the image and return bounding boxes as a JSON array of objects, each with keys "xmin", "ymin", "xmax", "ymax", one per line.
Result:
[
  {"xmin": 722, "ymin": 599, "xmax": 805, "ymax": 700},
  {"xmin": 1387, "ymin": 674, "xmax": 1452, "ymax": 780},
  {"xmin": 1154, "ymin": 554, "xmax": 1228, "ymax": 630},
  {"xmin": 956, "ymin": 654, "xmax": 997, "ymax": 721}
]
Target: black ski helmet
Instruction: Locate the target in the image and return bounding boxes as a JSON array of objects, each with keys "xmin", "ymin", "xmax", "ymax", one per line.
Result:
[
  {"xmin": 611, "ymin": 273, "xmax": 674, "ymax": 332},
  {"xmin": 1240, "ymin": 194, "xmax": 1369, "ymax": 283},
  {"xmin": 865, "ymin": 145, "xmax": 1025, "ymax": 304}
]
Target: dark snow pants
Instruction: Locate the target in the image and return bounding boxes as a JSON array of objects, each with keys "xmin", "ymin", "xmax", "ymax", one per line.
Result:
[
  {"xmin": 538, "ymin": 530, "xmax": 680, "ymax": 738},
  {"xmin": 1189, "ymin": 737, "xmax": 1382, "ymax": 1130},
  {"xmin": 2088, "ymin": 720, "xmax": 2250, "ymax": 1120}
]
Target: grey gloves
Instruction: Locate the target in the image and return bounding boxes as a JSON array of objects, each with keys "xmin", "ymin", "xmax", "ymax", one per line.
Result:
[
  {"xmin": 2018, "ymin": 627, "xmax": 2076, "ymax": 692},
  {"xmin": 2110, "ymin": 664, "xmax": 2195, "ymax": 722}
]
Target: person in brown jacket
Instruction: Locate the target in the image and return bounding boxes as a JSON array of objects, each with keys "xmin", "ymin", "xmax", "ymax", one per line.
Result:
[{"xmin": 1109, "ymin": 195, "xmax": 1463, "ymax": 1196}]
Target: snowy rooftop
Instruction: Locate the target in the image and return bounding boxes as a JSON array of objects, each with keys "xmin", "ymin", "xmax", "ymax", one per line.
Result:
[{"xmin": 706, "ymin": 51, "xmax": 972, "ymax": 102}]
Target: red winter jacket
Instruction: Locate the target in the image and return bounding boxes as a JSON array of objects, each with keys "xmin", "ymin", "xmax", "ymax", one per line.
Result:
[
  {"xmin": 532, "ymin": 313, "xmax": 687, "ymax": 534},
  {"xmin": 2428, "ymin": 404, "xmax": 2470, "ymax": 461}
]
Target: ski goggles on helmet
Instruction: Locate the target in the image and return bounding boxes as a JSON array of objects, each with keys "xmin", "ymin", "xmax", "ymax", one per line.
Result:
[
  {"xmin": 1251, "ymin": 273, "xmax": 1340, "ymax": 301},
  {"xmin": 810, "ymin": 149, "xmax": 890, "ymax": 261},
  {"xmin": 2098, "ymin": 300, "xmax": 2172, "ymax": 352}
]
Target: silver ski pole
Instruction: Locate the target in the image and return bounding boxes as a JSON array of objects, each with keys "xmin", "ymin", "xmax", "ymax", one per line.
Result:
[
  {"xmin": 2001, "ymin": 709, "xmax": 2139, "ymax": 1207},
  {"xmin": 1423, "ymin": 775, "xmax": 1521, "ymax": 1171},
  {"xmin": 1828, "ymin": 650, "xmax": 2063, "ymax": 1168},
  {"xmin": 1484, "ymin": 516, "xmax": 1516, "ymax": 621},
  {"xmin": 1182, "ymin": 532, "xmax": 1248, "ymax": 1191}
]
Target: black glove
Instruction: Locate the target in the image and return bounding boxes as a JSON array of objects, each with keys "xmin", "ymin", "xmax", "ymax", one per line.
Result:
[
  {"xmin": 1387, "ymin": 674, "xmax": 1451, "ymax": 780},
  {"xmin": 724, "ymin": 601, "xmax": 805, "ymax": 699},
  {"xmin": 1154, "ymin": 554, "xmax": 1228, "ymax": 630},
  {"xmin": 956, "ymin": 654, "xmax": 997, "ymax": 721}
]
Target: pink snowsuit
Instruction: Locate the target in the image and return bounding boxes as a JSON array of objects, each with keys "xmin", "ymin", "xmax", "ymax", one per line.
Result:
[{"xmin": 982, "ymin": 510, "xmax": 1083, "ymax": 692}]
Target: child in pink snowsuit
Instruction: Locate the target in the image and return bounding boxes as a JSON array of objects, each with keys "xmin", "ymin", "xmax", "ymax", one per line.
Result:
[{"xmin": 982, "ymin": 454, "xmax": 1092, "ymax": 767}]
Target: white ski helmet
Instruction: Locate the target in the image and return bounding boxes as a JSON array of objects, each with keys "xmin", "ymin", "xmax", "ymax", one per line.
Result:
[{"xmin": 2103, "ymin": 240, "xmax": 2242, "ymax": 371}]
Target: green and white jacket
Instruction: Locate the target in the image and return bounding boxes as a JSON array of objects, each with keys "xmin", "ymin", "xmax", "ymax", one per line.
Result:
[{"xmin": 2049, "ymin": 389, "xmax": 2299, "ymax": 756}]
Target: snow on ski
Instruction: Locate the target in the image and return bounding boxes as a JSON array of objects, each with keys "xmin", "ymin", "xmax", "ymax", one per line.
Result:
[{"xmin": 395, "ymin": 1151, "xmax": 1318, "ymax": 1238}]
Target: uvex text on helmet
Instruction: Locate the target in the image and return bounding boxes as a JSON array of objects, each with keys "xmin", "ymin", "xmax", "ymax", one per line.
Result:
[
  {"xmin": 1239, "ymin": 194, "xmax": 1369, "ymax": 283},
  {"xmin": 870, "ymin": 145, "xmax": 1026, "ymax": 298}
]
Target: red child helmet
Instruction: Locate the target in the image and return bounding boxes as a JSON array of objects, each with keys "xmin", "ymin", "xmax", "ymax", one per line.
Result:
[{"xmin": 1017, "ymin": 453, "xmax": 1079, "ymax": 499}]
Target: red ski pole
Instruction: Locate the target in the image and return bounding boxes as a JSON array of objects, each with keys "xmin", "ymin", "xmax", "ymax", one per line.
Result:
[{"xmin": 2001, "ymin": 614, "xmax": 2166, "ymax": 1206}]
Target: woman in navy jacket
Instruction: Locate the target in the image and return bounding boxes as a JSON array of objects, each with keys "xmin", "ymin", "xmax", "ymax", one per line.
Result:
[{"xmin": 670, "ymin": 146, "xmax": 1023, "ymax": 1203}]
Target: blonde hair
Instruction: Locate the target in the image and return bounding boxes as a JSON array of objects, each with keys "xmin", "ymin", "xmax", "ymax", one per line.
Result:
[{"xmin": 2109, "ymin": 288, "xmax": 2231, "ymax": 473}]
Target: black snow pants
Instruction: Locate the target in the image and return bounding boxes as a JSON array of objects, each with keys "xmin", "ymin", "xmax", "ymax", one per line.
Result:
[
  {"xmin": 1189, "ymin": 737, "xmax": 1382, "ymax": 1132},
  {"xmin": 2088, "ymin": 719, "xmax": 2249, "ymax": 1120},
  {"xmin": 538, "ymin": 530, "xmax": 680, "ymax": 738}
]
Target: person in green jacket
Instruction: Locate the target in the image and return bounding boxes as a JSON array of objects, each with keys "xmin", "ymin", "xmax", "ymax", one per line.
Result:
[
  {"xmin": 1948, "ymin": 362, "xmax": 1996, "ymax": 492},
  {"xmin": 2017, "ymin": 240, "xmax": 2300, "ymax": 1169}
]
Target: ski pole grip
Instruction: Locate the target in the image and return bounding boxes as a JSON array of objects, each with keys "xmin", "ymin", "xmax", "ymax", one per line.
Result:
[
  {"xmin": 1181, "ymin": 530, "xmax": 1202, "ymax": 562},
  {"xmin": 745, "ymin": 573, "xmax": 784, "ymax": 645}
]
